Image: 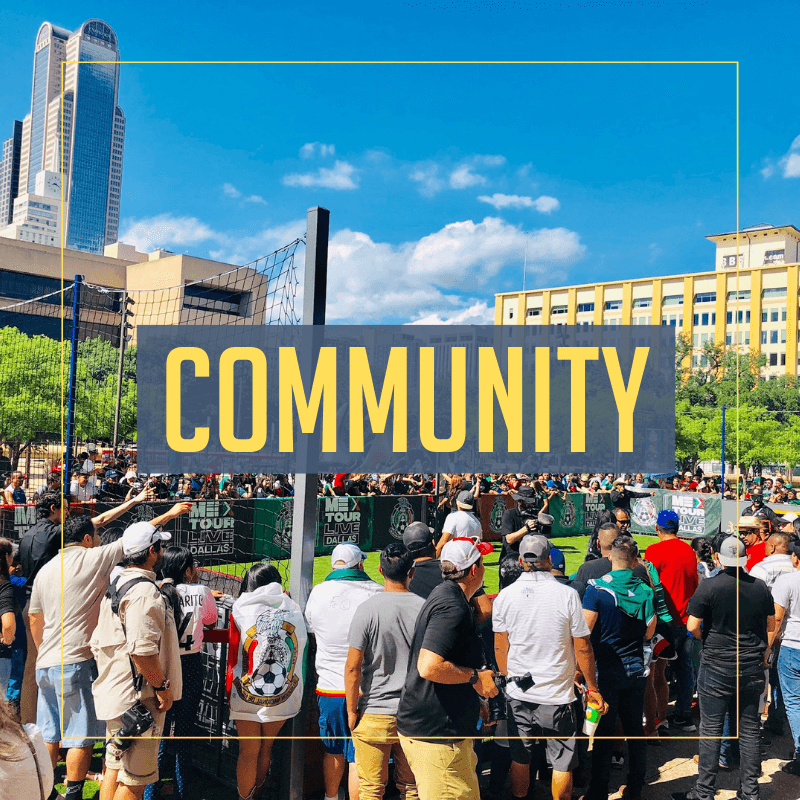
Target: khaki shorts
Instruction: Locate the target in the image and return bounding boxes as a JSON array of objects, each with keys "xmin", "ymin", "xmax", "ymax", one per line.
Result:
[{"xmin": 105, "ymin": 705, "xmax": 165, "ymax": 787}]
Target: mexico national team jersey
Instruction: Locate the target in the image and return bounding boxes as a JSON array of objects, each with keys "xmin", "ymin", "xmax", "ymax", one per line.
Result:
[
  {"xmin": 176, "ymin": 583, "xmax": 218, "ymax": 655},
  {"xmin": 227, "ymin": 583, "xmax": 308, "ymax": 722}
]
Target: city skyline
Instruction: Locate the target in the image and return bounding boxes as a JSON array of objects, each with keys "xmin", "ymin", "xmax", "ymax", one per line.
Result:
[
  {"xmin": 0, "ymin": 4, "xmax": 797, "ymax": 325},
  {"xmin": 0, "ymin": 18, "xmax": 124, "ymax": 254}
]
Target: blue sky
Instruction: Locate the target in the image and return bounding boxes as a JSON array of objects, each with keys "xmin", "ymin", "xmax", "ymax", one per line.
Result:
[{"xmin": 1, "ymin": 1, "xmax": 797, "ymax": 324}]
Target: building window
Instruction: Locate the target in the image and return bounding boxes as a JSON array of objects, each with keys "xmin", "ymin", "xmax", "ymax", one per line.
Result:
[
  {"xmin": 551, "ymin": 305, "xmax": 568, "ymax": 316},
  {"xmin": 509, "ymin": 311, "xmax": 514, "ymax": 319},
  {"xmin": 694, "ymin": 292, "xmax": 716, "ymax": 304},
  {"xmin": 769, "ymin": 353, "xmax": 778, "ymax": 366},
  {"xmin": 701, "ymin": 313, "xmax": 709, "ymax": 326},
  {"xmin": 722, "ymin": 254, "xmax": 744, "ymax": 268},
  {"xmin": 182, "ymin": 283, "xmax": 248, "ymax": 317},
  {"xmin": 633, "ymin": 298, "xmax": 652, "ymax": 309},
  {"xmin": 762, "ymin": 311, "xmax": 768, "ymax": 323},
  {"xmin": 761, "ymin": 331, "xmax": 768, "ymax": 345},
  {"xmin": 662, "ymin": 295, "xmax": 683, "ymax": 306},
  {"xmin": 781, "ymin": 354, "xmax": 786, "ymax": 366},
  {"xmin": 764, "ymin": 249, "xmax": 785, "ymax": 264},
  {"xmin": 782, "ymin": 329, "xmax": 786, "ymax": 343},
  {"xmin": 604, "ymin": 300, "xmax": 622, "ymax": 310},
  {"xmin": 770, "ymin": 330, "xmax": 778, "ymax": 344},
  {"xmin": 763, "ymin": 287, "xmax": 787, "ymax": 299},
  {"xmin": 726, "ymin": 333, "xmax": 732, "ymax": 345},
  {"xmin": 577, "ymin": 303, "xmax": 594, "ymax": 313},
  {"xmin": 727, "ymin": 290, "xmax": 750, "ymax": 302},
  {"xmin": 527, "ymin": 308, "xmax": 541, "ymax": 317},
  {"xmin": 693, "ymin": 314, "xmax": 698, "ymax": 326},
  {"xmin": 771, "ymin": 310, "xmax": 779, "ymax": 323},
  {"xmin": 782, "ymin": 308, "xmax": 787, "ymax": 321}
]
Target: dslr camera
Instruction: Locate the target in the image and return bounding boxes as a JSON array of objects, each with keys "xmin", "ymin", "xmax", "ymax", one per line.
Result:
[{"xmin": 106, "ymin": 702, "xmax": 155, "ymax": 758}]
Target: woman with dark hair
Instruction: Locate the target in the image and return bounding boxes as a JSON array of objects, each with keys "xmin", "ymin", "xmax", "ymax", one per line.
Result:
[
  {"xmin": 144, "ymin": 546, "xmax": 217, "ymax": 800},
  {"xmin": 692, "ymin": 537, "xmax": 718, "ymax": 581},
  {"xmin": 585, "ymin": 509, "xmax": 617, "ymax": 562},
  {"xmin": 227, "ymin": 564, "xmax": 307, "ymax": 800},
  {"xmin": 0, "ymin": 538, "xmax": 16, "ymax": 698},
  {"xmin": 0, "ymin": 696, "xmax": 54, "ymax": 800}
]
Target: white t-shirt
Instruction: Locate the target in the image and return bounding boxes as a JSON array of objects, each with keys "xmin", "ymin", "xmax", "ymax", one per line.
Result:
[
  {"xmin": 69, "ymin": 481, "xmax": 97, "ymax": 501},
  {"xmin": 176, "ymin": 583, "xmax": 218, "ymax": 655},
  {"xmin": 304, "ymin": 573, "xmax": 383, "ymax": 693},
  {"xmin": 492, "ymin": 570, "xmax": 590, "ymax": 706},
  {"xmin": 442, "ymin": 509, "xmax": 482, "ymax": 542},
  {"xmin": 749, "ymin": 554, "xmax": 794, "ymax": 588},
  {"xmin": 771, "ymin": 571, "xmax": 800, "ymax": 650},
  {"xmin": 0, "ymin": 724, "xmax": 54, "ymax": 800}
]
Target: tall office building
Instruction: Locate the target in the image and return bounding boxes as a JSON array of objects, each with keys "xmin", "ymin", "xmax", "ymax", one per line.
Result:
[
  {"xmin": 6, "ymin": 19, "xmax": 124, "ymax": 254},
  {"xmin": 495, "ymin": 223, "xmax": 800, "ymax": 380},
  {"xmin": 0, "ymin": 121, "xmax": 23, "ymax": 225}
]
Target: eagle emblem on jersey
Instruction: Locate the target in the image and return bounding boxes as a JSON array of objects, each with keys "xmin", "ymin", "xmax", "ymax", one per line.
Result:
[{"xmin": 235, "ymin": 609, "xmax": 300, "ymax": 706}]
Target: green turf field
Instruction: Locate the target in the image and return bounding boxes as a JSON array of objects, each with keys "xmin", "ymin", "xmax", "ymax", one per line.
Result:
[{"xmin": 218, "ymin": 533, "xmax": 660, "ymax": 595}]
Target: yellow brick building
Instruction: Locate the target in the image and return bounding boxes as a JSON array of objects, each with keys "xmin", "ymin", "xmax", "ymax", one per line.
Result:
[{"xmin": 494, "ymin": 224, "xmax": 800, "ymax": 378}]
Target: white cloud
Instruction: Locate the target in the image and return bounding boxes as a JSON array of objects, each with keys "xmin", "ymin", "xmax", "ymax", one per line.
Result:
[
  {"xmin": 222, "ymin": 183, "xmax": 267, "ymax": 205},
  {"xmin": 409, "ymin": 164, "xmax": 445, "ymax": 197},
  {"xmin": 478, "ymin": 193, "xmax": 560, "ymax": 213},
  {"xmin": 118, "ymin": 214, "xmax": 305, "ymax": 266},
  {"xmin": 325, "ymin": 217, "xmax": 585, "ymax": 322},
  {"xmin": 783, "ymin": 152, "xmax": 800, "ymax": 178},
  {"xmin": 761, "ymin": 164, "xmax": 775, "ymax": 179},
  {"xmin": 762, "ymin": 135, "xmax": 800, "ymax": 179},
  {"xmin": 282, "ymin": 160, "xmax": 359, "ymax": 190},
  {"xmin": 300, "ymin": 142, "xmax": 336, "ymax": 159},
  {"xmin": 474, "ymin": 155, "xmax": 506, "ymax": 167},
  {"xmin": 407, "ymin": 301, "xmax": 495, "ymax": 326},
  {"xmin": 449, "ymin": 165, "xmax": 487, "ymax": 189}
]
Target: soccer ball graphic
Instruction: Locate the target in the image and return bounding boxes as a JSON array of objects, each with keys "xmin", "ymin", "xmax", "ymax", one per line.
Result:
[{"xmin": 249, "ymin": 660, "xmax": 287, "ymax": 697}]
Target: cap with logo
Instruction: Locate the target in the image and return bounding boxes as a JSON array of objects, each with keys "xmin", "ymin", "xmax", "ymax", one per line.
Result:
[
  {"xmin": 122, "ymin": 522, "xmax": 172, "ymax": 556},
  {"xmin": 717, "ymin": 536, "xmax": 746, "ymax": 567},
  {"xmin": 330, "ymin": 543, "xmax": 368, "ymax": 569},
  {"xmin": 402, "ymin": 521, "xmax": 435, "ymax": 553},
  {"xmin": 440, "ymin": 538, "xmax": 492, "ymax": 570},
  {"xmin": 519, "ymin": 534, "xmax": 551, "ymax": 562},
  {"xmin": 549, "ymin": 545, "xmax": 566, "ymax": 572},
  {"xmin": 456, "ymin": 490, "xmax": 475, "ymax": 510},
  {"xmin": 656, "ymin": 509, "xmax": 680, "ymax": 531}
]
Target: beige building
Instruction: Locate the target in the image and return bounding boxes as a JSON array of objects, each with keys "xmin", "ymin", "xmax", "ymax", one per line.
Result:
[
  {"xmin": 494, "ymin": 223, "xmax": 800, "ymax": 378},
  {"xmin": 0, "ymin": 236, "xmax": 272, "ymax": 344}
]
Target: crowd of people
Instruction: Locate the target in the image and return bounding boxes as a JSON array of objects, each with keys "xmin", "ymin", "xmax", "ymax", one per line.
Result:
[{"xmin": 1, "ymin": 460, "xmax": 800, "ymax": 800}]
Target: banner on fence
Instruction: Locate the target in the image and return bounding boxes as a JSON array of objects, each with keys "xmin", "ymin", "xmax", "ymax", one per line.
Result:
[
  {"xmin": 315, "ymin": 495, "xmax": 374, "ymax": 554},
  {"xmin": 630, "ymin": 490, "xmax": 722, "ymax": 538}
]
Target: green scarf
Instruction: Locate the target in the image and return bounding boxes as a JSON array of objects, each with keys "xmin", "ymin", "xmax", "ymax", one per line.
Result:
[
  {"xmin": 323, "ymin": 568, "xmax": 375, "ymax": 582},
  {"xmin": 590, "ymin": 568, "xmax": 654, "ymax": 621}
]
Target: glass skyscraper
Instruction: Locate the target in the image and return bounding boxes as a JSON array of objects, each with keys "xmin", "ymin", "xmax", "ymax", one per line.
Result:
[{"xmin": 13, "ymin": 19, "xmax": 124, "ymax": 254}]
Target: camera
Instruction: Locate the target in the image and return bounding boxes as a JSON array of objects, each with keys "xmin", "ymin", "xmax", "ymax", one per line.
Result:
[
  {"xmin": 481, "ymin": 671, "xmax": 536, "ymax": 723},
  {"xmin": 106, "ymin": 702, "xmax": 155, "ymax": 758}
]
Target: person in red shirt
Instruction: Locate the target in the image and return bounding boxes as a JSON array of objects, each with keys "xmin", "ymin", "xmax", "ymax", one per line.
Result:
[
  {"xmin": 644, "ymin": 509, "xmax": 700, "ymax": 731},
  {"xmin": 740, "ymin": 517, "xmax": 768, "ymax": 572},
  {"xmin": 333, "ymin": 473, "xmax": 350, "ymax": 496}
]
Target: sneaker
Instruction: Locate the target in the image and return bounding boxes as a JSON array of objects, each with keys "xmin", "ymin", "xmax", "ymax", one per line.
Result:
[
  {"xmin": 657, "ymin": 718, "xmax": 670, "ymax": 734},
  {"xmin": 671, "ymin": 715, "xmax": 697, "ymax": 732},
  {"xmin": 612, "ymin": 754, "xmax": 625, "ymax": 769}
]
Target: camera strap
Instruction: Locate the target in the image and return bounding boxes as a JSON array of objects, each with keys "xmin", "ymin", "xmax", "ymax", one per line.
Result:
[{"xmin": 107, "ymin": 574, "xmax": 160, "ymax": 693}]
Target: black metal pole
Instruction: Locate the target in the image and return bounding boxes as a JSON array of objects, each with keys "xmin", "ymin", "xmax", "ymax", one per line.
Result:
[
  {"xmin": 112, "ymin": 291, "xmax": 128, "ymax": 452},
  {"xmin": 64, "ymin": 275, "xmax": 82, "ymax": 497},
  {"xmin": 286, "ymin": 207, "xmax": 329, "ymax": 800}
]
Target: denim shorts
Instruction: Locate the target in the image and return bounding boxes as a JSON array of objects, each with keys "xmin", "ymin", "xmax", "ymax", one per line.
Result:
[
  {"xmin": 36, "ymin": 659, "xmax": 104, "ymax": 746},
  {"xmin": 317, "ymin": 694, "xmax": 356, "ymax": 762}
]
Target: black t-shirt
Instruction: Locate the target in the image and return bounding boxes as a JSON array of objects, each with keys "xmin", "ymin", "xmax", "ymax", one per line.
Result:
[
  {"xmin": 500, "ymin": 507, "xmax": 527, "ymax": 562},
  {"xmin": 397, "ymin": 580, "xmax": 483, "ymax": 740},
  {"xmin": 741, "ymin": 503, "xmax": 780, "ymax": 524},
  {"xmin": 687, "ymin": 568, "xmax": 774, "ymax": 675},
  {"xmin": 0, "ymin": 579, "xmax": 15, "ymax": 657},
  {"xmin": 409, "ymin": 559, "xmax": 443, "ymax": 599},
  {"xmin": 409, "ymin": 558, "xmax": 485, "ymax": 601},
  {"xmin": 19, "ymin": 519, "xmax": 61, "ymax": 598},
  {"xmin": 571, "ymin": 557, "xmax": 650, "ymax": 600}
]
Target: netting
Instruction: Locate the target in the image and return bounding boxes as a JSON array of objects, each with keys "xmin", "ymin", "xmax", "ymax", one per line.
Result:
[{"xmin": 0, "ymin": 238, "xmax": 303, "ymax": 584}]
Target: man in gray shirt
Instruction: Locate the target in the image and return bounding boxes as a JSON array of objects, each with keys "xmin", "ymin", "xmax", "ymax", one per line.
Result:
[{"xmin": 345, "ymin": 543, "xmax": 425, "ymax": 800}]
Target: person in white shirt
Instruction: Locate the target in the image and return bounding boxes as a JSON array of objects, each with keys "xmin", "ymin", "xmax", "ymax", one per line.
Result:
[
  {"xmin": 69, "ymin": 472, "xmax": 97, "ymax": 502},
  {"xmin": 0, "ymin": 700, "xmax": 54, "ymax": 800},
  {"xmin": 142, "ymin": 546, "xmax": 218, "ymax": 800},
  {"xmin": 436, "ymin": 490, "xmax": 483, "ymax": 557},
  {"xmin": 749, "ymin": 533, "xmax": 795, "ymax": 588},
  {"xmin": 493, "ymin": 534, "xmax": 603, "ymax": 800},
  {"xmin": 305, "ymin": 544, "xmax": 382, "ymax": 800}
]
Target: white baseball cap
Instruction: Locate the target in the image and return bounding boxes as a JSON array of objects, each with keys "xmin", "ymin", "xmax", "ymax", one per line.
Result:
[
  {"xmin": 331, "ymin": 543, "xmax": 367, "ymax": 569},
  {"xmin": 122, "ymin": 521, "xmax": 172, "ymax": 555},
  {"xmin": 440, "ymin": 538, "xmax": 493, "ymax": 570}
]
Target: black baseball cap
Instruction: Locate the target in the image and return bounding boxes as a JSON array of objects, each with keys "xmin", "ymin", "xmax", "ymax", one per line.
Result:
[
  {"xmin": 402, "ymin": 521, "xmax": 435, "ymax": 553},
  {"xmin": 512, "ymin": 486, "xmax": 536, "ymax": 502}
]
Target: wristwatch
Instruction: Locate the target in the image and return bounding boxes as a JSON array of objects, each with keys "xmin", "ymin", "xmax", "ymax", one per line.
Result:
[
  {"xmin": 468, "ymin": 669, "xmax": 479, "ymax": 685},
  {"xmin": 152, "ymin": 679, "xmax": 170, "ymax": 691}
]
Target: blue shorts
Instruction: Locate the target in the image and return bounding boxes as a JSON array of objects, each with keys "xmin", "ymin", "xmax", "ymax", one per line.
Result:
[
  {"xmin": 36, "ymin": 659, "xmax": 104, "ymax": 746},
  {"xmin": 317, "ymin": 694, "xmax": 355, "ymax": 762}
]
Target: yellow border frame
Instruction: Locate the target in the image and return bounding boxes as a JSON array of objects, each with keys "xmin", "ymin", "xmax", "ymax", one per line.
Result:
[{"xmin": 57, "ymin": 60, "xmax": 741, "ymax": 743}]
